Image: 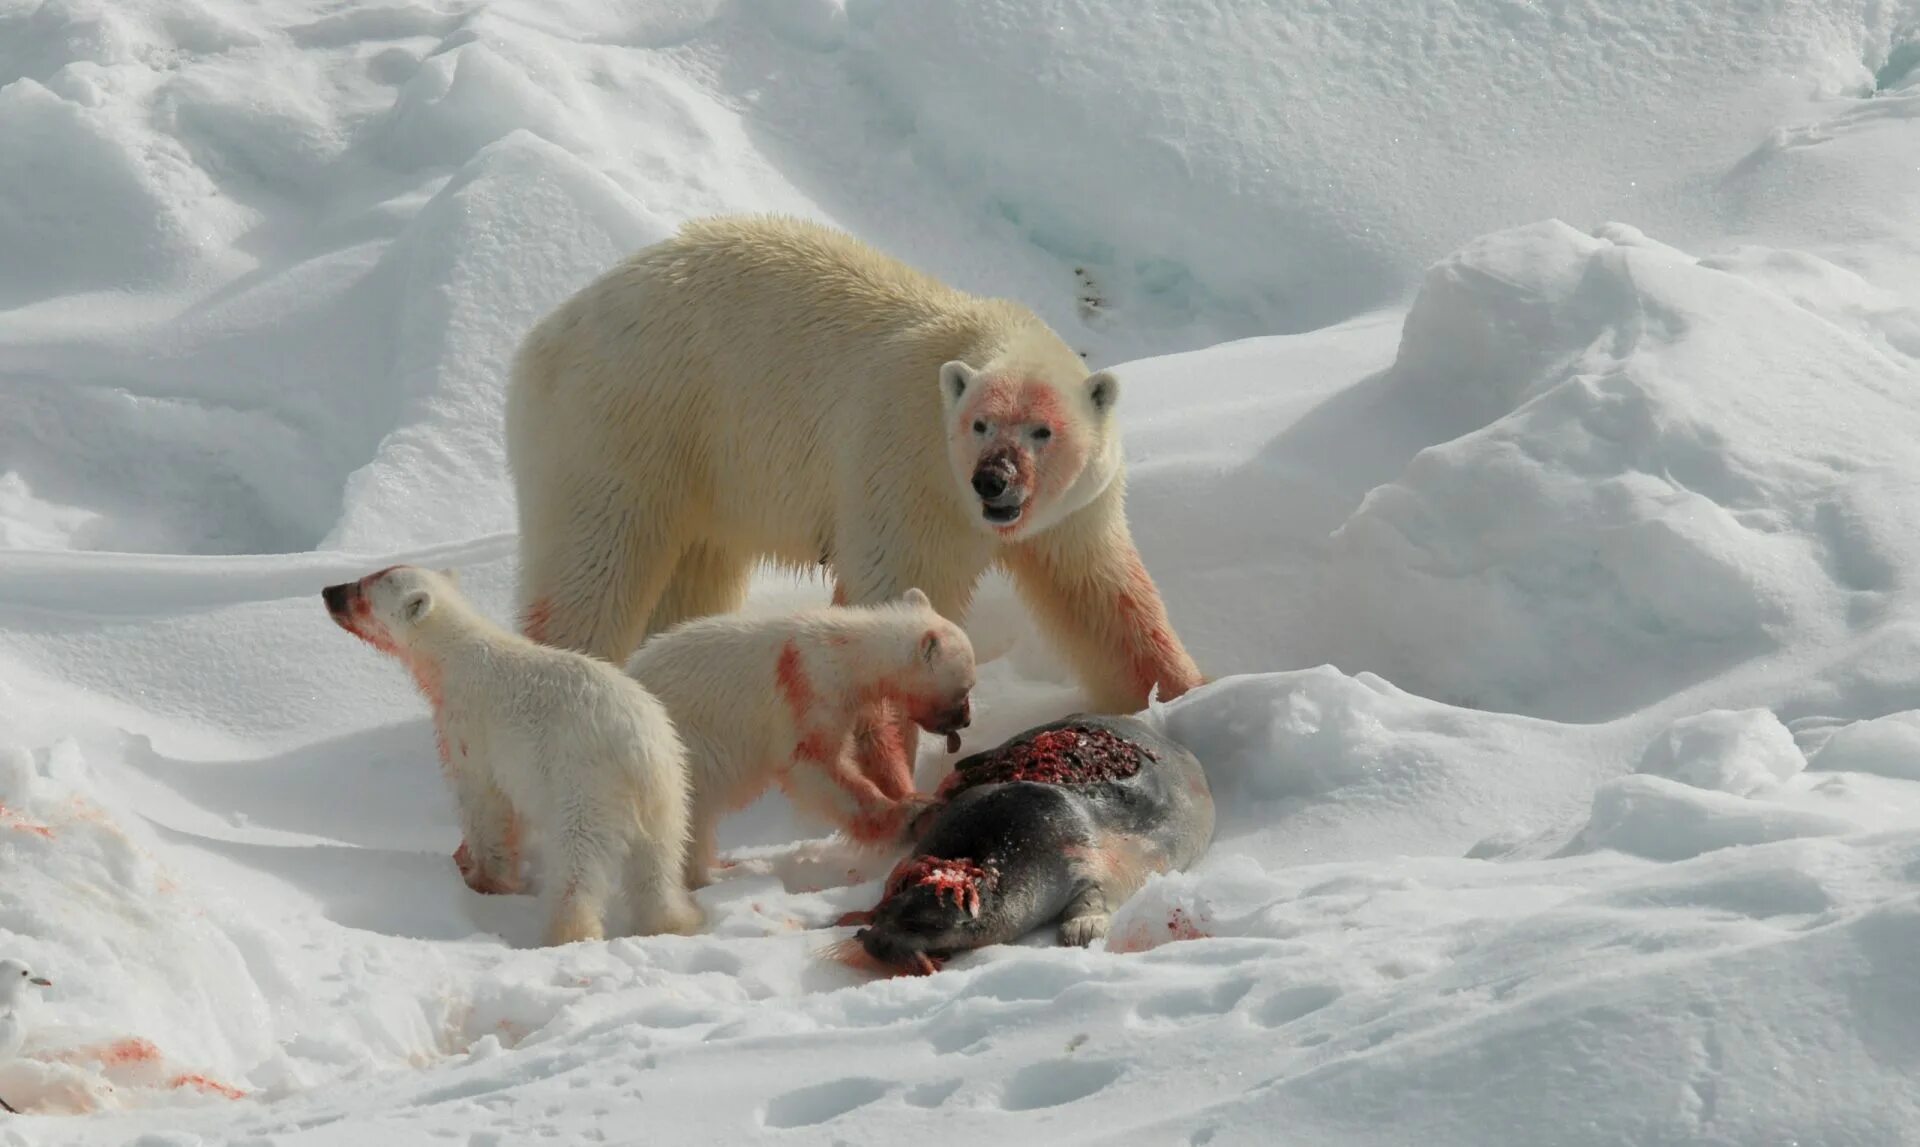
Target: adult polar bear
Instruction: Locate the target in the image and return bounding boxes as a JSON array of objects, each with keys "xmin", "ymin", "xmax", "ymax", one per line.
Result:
[{"xmin": 505, "ymin": 215, "xmax": 1204, "ymax": 796}]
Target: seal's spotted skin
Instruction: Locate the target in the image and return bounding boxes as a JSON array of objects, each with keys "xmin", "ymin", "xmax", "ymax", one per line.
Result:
[{"xmin": 833, "ymin": 713, "xmax": 1214, "ymax": 976}]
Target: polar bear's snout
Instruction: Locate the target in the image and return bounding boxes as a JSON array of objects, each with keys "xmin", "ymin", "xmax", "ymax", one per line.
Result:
[
  {"xmin": 321, "ymin": 581, "xmax": 355, "ymax": 617},
  {"xmin": 921, "ymin": 695, "xmax": 972, "ymax": 736},
  {"xmin": 971, "ymin": 451, "xmax": 1028, "ymax": 523}
]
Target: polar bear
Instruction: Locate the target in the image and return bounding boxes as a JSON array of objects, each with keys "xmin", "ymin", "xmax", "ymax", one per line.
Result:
[
  {"xmin": 623, "ymin": 589, "xmax": 976, "ymax": 888},
  {"xmin": 505, "ymin": 214, "xmax": 1205, "ymax": 797},
  {"xmin": 322, "ymin": 565, "xmax": 702, "ymax": 946}
]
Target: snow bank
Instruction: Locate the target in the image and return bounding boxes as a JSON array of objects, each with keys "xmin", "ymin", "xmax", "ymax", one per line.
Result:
[
  {"xmin": 851, "ymin": 0, "xmax": 1909, "ymax": 338},
  {"xmin": 1320, "ymin": 221, "xmax": 1920, "ymax": 720}
]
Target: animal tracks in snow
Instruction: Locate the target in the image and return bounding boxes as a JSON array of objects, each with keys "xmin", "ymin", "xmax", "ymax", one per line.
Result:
[
  {"xmin": 997, "ymin": 1057, "xmax": 1124, "ymax": 1112},
  {"xmin": 761, "ymin": 1076, "xmax": 890, "ymax": 1128}
]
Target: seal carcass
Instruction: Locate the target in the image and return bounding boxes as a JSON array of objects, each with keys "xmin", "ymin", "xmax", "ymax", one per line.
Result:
[{"xmin": 831, "ymin": 713, "xmax": 1214, "ymax": 975}]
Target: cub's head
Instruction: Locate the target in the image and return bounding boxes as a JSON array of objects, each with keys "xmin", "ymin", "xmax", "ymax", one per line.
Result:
[
  {"xmin": 322, "ymin": 565, "xmax": 461, "ymax": 656},
  {"xmin": 940, "ymin": 353, "xmax": 1122, "ymax": 540},
  {"xmin": 888, "ymin": 588, "xmax": 978, "ymax": 751}
]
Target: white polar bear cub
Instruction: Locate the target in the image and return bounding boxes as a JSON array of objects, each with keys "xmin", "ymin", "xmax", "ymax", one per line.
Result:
[
  {"xmin": 323, "ymin": 565, "xmax": 701, "ymax": 946},
  {"xmin": 623, "ymin": 589, "xmax": 977, "ymax": 889}
]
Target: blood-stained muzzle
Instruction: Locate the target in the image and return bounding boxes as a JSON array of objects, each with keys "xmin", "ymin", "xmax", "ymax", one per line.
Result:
[
  {"xmin": 971, "ymin": 450, "xmax": 1028, "ymax": 524},
  {"xmin": 321, "ymin": 581, "xmax": 357, "ymax": 618},
  {"xmin": 917, "ymin": 696, "xmax": 973, "ymax": 754},
  {"xmin": 919, "ymin": 696, "xmax": 972, "ymax": 735}
]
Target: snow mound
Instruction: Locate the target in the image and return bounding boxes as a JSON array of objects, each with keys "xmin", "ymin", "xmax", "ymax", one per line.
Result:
[
  {"xmin": 0, "ymin": 742, "xmax": 269, "ymax": 1114},
  {"xmin": 851, "ymin": 0, "xmax": 1907, "ymax": 339},
  {"xmin": 1323, "ymin": 220, "xmax": 1920, "ymax": 720},
  {"xmin": 1122, "ymin": 836, "xmax": 1920, "ymax": 1147},
  {"xmin": 1152, "ymin": 667, "xmax": 1618, "ymax": 864},
  {"xmin": 1807, "ymin": 710, "xmax": 1920, "ymax": 780},
  {"xmin": 324, "ymin": 132, "xmax": 672, "ymax": 551},
  {"xmin": 1637, "ymin": 708, "xmax": 1806, "ymax": 797}
]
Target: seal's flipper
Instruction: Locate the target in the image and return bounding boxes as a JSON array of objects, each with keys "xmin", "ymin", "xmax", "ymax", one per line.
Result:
[{"xmin": 1059, "ymin": 879, "xmax": 1111, "ymax": 947}]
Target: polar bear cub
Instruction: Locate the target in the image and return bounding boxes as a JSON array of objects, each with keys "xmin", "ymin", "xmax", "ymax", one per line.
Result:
[
  {"xmin": 323, "ymin": 565, "xmax": 701, "ymax": 945},
  {"xmin": 622, "ymin": 588, "xmax": 977, "ymax": 888}
]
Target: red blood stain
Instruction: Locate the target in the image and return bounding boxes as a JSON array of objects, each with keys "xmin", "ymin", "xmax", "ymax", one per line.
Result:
[
  {"xmin": 520, "ymin": 597, "xmax": 554, "ymax": 644},
  {"xmin": 93, "ymin": 1038, "xmax": 162, "ymax": 1065},
  {"xmin": 964, "ymin": 377, "xmax": 1067, "ymax": 428},
  {"xmin": 0, "ymin": 803, "xmax": 54, "ymax": 839},
  {"xmin": 793, "ymin": 730, "xmax": 833, "ymax": 763},
  {"xmin": 1164, "ymin": 906, "xmax": 1210, "ymax": 943},
  {"xmin": 776, "ymin": 640, "xmax": 814, "ymax": 724},
  {"xmin": 938, "ymin": 724, "xmax": 1152, "ymax": 799},
  {"xmin": 843, "ymin": 803, "xmax": 905, "ymax": 845},
  {"xmin": 881, "ymin": 854, "xmax": 996, "ymax": 917},
  {"xmin": 168, "ymin": 1074, "xmax": 245, "ymax": 1100},
  {"xmin": 850, "ymin": 707, "xmax": 913, "ymax": 799},
  {"xmin": 831, "ymin": 583, "xmax": 849, "ymax": 607},
  {"xmin": 1114, "ymin": 554, "xmax": 1196, "ymax": 704}
]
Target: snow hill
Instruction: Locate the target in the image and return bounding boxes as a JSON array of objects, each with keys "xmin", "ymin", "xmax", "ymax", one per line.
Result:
[{"xmin": 4, "ymin": 0, "xmax": 1920, "ymax": 1142}]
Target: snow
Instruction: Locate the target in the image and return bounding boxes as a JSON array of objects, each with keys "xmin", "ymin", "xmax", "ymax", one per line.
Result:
[{"xmin": 5, "ymin": 0, "xmax": 1920, "ymax": 1141}]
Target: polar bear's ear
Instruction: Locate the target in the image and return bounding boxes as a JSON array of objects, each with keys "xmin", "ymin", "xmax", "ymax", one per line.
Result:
[
  {"xmin": 440, "ymin": 568, "xmax": 460, "ymax": 587},
  {"xmin": 401, "ymin": 589, "xmax": 435, "ymax": 624},
  {"xmin": 939, "ymin": 361, "xmax": 977, "ymax": 410},
  {"xmin": 901, "ymin": 586, "xmax": 931, "ymax": 609},
  {"xmin": 1086, "ymin": 370, "xmax": 1120, "ymax": 415}
]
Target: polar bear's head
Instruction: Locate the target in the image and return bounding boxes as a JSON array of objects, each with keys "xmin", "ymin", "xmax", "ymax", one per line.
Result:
[
  {"xmin": 939, "ymin": 352, "xmax": 1123, "ymax": 540},
  {"xmin": 879, "ymin": 588, "xmax": 978, "ymax": 752},
  {"xmin": 323, "ymin": 565, "xmax": 462, "ymax": 654}
]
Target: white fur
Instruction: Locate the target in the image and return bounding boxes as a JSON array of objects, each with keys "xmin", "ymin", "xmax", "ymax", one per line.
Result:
[
  {"xmin": 503, "ymin": 215, "xmax": 1199, "ymax": 723},
  {"xmin": 326, "ymin": 566, "xmax": 701, "ymax": 946},
  {"xmin": 623, "ymin": 590, "xmax": 977, "ymax": 887}
]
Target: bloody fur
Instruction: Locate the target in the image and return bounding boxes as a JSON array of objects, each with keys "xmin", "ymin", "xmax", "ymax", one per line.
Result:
[
  {"xmin": 327, "ymin": 571, "xmax": 524, "ymax": 893},
  {"xmin": 519, "ymin": 596, "xmax": 554, "ymax": 644},
  {"xmin": 957, "ymin": 377, "xmax": 1077, "ymax": 527},
  {"xmin": 1115, "ymin": 553, "xmax": 1191, "ymax": 702}
]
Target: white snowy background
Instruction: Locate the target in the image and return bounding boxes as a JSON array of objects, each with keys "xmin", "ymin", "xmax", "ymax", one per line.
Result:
[{"xmin": 3, "ymin": 0, "xmax": 1920, "ymax": 1142}]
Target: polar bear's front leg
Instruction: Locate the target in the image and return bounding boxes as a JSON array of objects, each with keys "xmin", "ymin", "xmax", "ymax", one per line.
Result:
[
  {"xmin": 777, "ymin": 731, "xmax": 928, "ymax": 848},
  {"xmin": 1001, "ymin": 488, "xmax": 1204, "ymax": 712},
  {"xmin": 828, "ymin": 580, "xmax": 921, "ymax": 800},
  {"xmin": 830, "ymin": 549, "xmax": 983, "ymax": 798},
  {"xmin": 455, "ymin": 769, "xmax": 525, "ymax": 895}
]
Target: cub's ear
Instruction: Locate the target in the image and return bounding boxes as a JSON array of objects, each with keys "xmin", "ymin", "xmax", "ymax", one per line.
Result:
[
  {"xmin": 1086, "ymin": 370, "xmax": 1119, "ymax": 415},
  {"xmin": 901, "ymin": 586, "xmax": 932, "ymax": 609},
  {"xmin": 440, "ymin": 567, "xmax": 460, "ymax": 586},
  {"xmin": 401, "ymin": 590, "xmax": 435, "ymax": 624},
  {"xmin": 939, "ymin": 361, "xmax": 977, "ymax": 409}
]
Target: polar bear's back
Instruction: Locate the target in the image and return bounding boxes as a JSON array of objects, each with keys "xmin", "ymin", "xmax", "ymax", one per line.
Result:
[{"xmin": 506, "ymin": 215, "xmax": 1053, "ymax": 563}]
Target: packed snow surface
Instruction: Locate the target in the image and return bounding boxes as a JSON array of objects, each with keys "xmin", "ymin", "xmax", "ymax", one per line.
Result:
[{"xmin": 5, "ymin": 0, "xmax": 1920, "ymax": 1142}]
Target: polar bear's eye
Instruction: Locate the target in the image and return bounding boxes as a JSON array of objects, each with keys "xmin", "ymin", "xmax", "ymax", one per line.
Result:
[
  {"xmin": 1031, "ymin": 426, "xmax": 1052, "ymax": 442},
  {"xmin": 972, "ymin": 420, "xmax": 987, "ymax": 435}
]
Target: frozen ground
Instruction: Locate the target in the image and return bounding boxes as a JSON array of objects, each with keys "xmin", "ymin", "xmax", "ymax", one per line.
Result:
[{"xmin": 4, "ymin": 0, "xmax": 1920, "ymax": 1142}]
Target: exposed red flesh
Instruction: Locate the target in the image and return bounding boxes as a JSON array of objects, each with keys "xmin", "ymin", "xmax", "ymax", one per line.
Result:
[{"xmin": 939, "ymin": 724, "xmax": 1153, "ymax": 799}]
